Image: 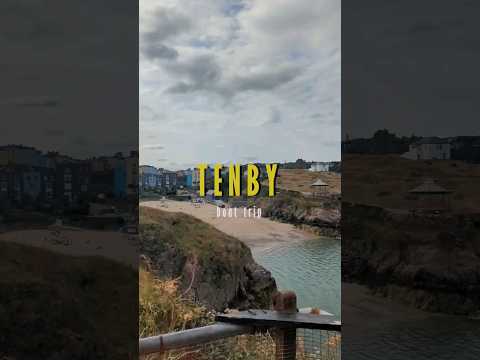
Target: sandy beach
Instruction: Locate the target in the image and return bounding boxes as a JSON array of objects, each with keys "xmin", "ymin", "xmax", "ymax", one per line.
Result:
[
  {"xmin": 141, "ymin": 200, "xmax": 316, "ymax": 249},
  {"xmin": 0, "ymin": 227, "xmax": 138, "ymax": 268}
]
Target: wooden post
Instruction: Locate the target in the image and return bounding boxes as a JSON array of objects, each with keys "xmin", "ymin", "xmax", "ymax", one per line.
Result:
[{"xmin": 273, "ymin": 291, "xmax": 297, "ymax": 360}]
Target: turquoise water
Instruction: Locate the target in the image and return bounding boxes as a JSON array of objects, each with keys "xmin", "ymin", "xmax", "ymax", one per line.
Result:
[
  {"xmin": 252, "ymin": 237, "xmax": 341, "ymax": 318},
  {"xmin": 252, "ymin": 238, "xmax": 480, "ymax": 359}
]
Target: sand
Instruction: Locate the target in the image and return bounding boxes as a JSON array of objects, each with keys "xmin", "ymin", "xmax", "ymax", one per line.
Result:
[
  {"xmin": 141, "ymin": 200, "xmax": 316, "ymax": 250},
  {"xmin": 0, "ymin": 227, "xmax": 138, "ymax": 268},
  {"xmin": 0, "ymin": 199, "xmax": 314, "ymax": 265}
]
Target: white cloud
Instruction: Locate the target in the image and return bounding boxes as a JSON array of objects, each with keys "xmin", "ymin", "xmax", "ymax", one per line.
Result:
[{"xmin": 140, "ymin": 0, "xmax": 340, "ymax": 169}]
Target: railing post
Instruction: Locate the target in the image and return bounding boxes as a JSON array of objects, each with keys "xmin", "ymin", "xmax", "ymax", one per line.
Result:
[{"xmin": 273, "ymin": 291, "xmax": 297, "ymax": 360}]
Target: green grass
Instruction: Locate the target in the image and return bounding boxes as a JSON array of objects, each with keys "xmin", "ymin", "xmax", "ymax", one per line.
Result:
[{"xmin": 140, "ymin": 206, "xmax": 252, "ymax": 270}]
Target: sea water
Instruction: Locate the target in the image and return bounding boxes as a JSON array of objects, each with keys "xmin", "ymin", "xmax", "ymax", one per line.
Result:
[
  {"xmin": 252, "ymin": 237, "xmax": 341, "ymax": 317},
  {"xmin": 253, "ymin": 237, "xmax": 480, "ymax": 359}
]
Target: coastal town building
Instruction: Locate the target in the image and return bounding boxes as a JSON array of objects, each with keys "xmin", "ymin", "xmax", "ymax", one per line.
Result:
[
  {"xmin": 160, "ymin": 169, "xmax": 177, "ymax": 192},
  {"xmin": 309, "ymin": 162, "xmax": 331, "ymax": 172},
  {"xmin": 191, "ymin": 168, "xmax": 200, "ymax": 189},
  {"xmin": 139, "ymin": 165, "xmax": 158, "ymax": 191},
  {"xmin": 401, "ymin": 138, "xmax": 451, "ymax": 160},
  {"xmin": 55, "ymin": 162, "xmax": 90, "ymax": 206},
  {"xmin": 184, "ymin": 169, "xmax": 193, "ymax": 188},
  {"xmin": 125, "ymin": 151, "xmax": 139, "ymax": 197},
  {"xmin": 0, "ymin": 145, "xmax": 137, "ymax": 211},
  {"xmin": 0, "ymin": 145, "xmax": 47, "ymax": 167},
  {"xmin": 138, "ymin": 166, "xmax": 179, "ymax": 194},
  {"xmin": 175, "ymin": 170, "xmax": 187, "ymax": 188}
]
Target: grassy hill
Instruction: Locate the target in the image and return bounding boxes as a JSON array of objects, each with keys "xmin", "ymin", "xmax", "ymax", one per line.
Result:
[
  {"xmin": 343, "ymin": 154, "xmax": 480, "ymax": 212},
  {"xmin": 269, "ymin": 169, "xmax": 341, "ymax": 195},
  {"xmin": 140, "ymin": 206, "xmax": 252, "ymax": 273},
  {"xmin": 0, "ymin": 241, "xmax": 138, "ymax": 359}
]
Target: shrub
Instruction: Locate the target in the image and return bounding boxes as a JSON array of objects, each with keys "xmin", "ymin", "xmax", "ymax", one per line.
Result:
[{"xmin": 139, "ymin": 266, "xmax": 212, "ymax": 337}]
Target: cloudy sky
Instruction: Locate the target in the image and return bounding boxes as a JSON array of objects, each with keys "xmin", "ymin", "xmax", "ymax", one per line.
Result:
[
  {"xmin": 344, "ymin": 0, "xmax": 480, "ymax": 140},
  {"xmin": 140, "ymin": 0, "xmax": 340, "ymax": 170},
  {"xmin": 0, "ymin": 0, "xmax": 138, "ymax": 159}
]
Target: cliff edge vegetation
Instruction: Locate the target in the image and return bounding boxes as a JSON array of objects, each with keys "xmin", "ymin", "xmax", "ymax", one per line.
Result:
[{"xmin": 139, "ymin": 206, "xmax": 276, "ymax": 311}]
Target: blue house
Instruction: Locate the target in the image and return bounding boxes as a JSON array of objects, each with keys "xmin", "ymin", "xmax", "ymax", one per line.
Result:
[
  {"xmin": 186, "ymin": 173, "xmax": 193, "ymax": 188},
  {"xmin": 113, "ymin": 164, "xmax": 127, "ymax": 198}
]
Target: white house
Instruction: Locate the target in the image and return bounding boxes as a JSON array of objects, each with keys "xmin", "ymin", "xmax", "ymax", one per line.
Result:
[
  {"xmin": 402, "ymin": 138, "xmax": 451, "ymax": 160},
  {"xmin": 309, "ymin": 162, "xmax": 330, "ymax": 172}
]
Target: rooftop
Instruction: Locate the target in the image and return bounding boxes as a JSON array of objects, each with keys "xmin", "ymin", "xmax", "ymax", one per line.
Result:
[
  {"xmin": 413, "ymin": 137, "xmax": 450, "ymax": 145},
  {"xmin": 311, "ymin": 179, "xmax": 328, "ymax": 187}
]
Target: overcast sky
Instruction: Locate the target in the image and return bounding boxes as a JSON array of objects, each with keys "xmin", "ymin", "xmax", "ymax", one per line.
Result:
[
  {"xmin": 0, "ymin": 0, "xmax": 138, "ymax": 159},
  {"xmin": 343, "ymin": 0, "xmax": 480, "ymax": 140},
  {"xmin": 140, "ymin": 0, "xmax": 340, "ymax": 170}
]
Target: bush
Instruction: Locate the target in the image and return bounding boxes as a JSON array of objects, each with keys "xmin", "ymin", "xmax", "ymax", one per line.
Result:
[{"xmin": 139, "ymin": 265, "xmax": 212, "ymax": 337}]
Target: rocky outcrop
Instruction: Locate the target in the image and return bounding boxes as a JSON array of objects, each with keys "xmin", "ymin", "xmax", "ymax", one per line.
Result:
[
  {"xmin": 259, "ymin": 191, "xmax": 340, "ymax": 238},
  {"xmin": 342, "ymin": 203, "xmax": 480, "ymax": 315},
  {"xmin": 140, "ymin": 206, "xmax": 276, "ymax": 311}
]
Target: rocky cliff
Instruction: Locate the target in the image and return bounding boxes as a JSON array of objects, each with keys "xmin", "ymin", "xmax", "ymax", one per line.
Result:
[
  {"xmin": 139, "ymin": 206, "xmax": 277, "ymax": 311},
  {"xmin": 257, "ymin": 190, "xmax": 340, "ymax": 238},
  {"xmin": 342, "ymin": 203, "xmax": 480, "ymax": 315}
]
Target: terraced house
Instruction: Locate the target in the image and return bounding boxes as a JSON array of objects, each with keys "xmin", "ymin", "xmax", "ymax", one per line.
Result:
[
  {"xmin": 139, "ymin": 166, "xmax": 178, "ymax": 194},
  {"xmin": 0, "ymin": 145, "xmax": 137, "ymax": 211}
]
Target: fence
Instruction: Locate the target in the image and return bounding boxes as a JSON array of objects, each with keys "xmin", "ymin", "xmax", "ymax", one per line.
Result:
[{"xmin": 139, "ymin": 292, "xmax": 341, "ymax": 360}]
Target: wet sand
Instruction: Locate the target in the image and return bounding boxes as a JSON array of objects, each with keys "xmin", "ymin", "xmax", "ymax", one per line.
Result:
[{"xmin": 141, "ymin": 200, "xmax": 316, "ymax": 249}]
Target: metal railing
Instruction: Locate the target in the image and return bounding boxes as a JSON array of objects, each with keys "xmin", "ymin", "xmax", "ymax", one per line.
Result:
[
  {"xmin": 140, "ymin": 323, "xmax": 252, "ymax": 355},
  {"xmin": 139, "ymin": 292, "xmax": 341, "ymax": 359}
]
